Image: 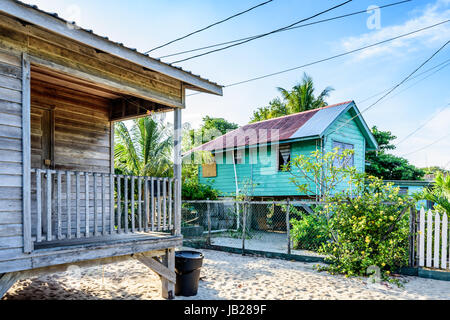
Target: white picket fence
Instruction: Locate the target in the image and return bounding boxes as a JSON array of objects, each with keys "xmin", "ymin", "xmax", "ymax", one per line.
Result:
[{"xmin": 418, "ymin": 208, "xmax": 449, "ymax": 269}]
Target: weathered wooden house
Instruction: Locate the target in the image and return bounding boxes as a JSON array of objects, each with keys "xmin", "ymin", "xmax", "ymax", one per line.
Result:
[
  {"xmin": 192, "ymin": 101, "xmax": 378, "ymax": 199},
  {"xmin": 0, "ymin": 0, "xmax": 222, "ymax": 299}
]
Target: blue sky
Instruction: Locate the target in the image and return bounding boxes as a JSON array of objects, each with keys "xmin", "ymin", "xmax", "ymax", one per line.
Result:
[{"xmin": 25, "ymin": 0, "xmax": 450, "ymax": 169}]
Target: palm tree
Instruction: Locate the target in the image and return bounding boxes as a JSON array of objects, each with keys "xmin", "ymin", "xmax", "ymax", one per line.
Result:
[
  {"xmin": 277, "ymin": 73, "xmax": 334, "ymax": 113},
  {"xmin": 417, "ymin": 173, "xmax": 450, "ymax": 214},
  {"xmin": 250, "ymin": 73, "xmax": 334, "ymax": 122},
  {"xmin": 114, "ymin": 116, "xmax": 173, "ymax": 177}
]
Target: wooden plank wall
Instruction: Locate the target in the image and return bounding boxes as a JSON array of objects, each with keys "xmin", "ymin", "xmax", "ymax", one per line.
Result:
[
  {"xmin": 0, "ymin": 49, "xmax": 24, "ymax": 260},
  {"xmin": 30, "ymin": 79, "xmax": 113, "ymax": 239},
  {"xmin": 0, "ymin": 13, "xmax": 183, "ymax": 108},
  {"xmin": 31, "ymin": 79, "xmax": 112, "ymax": 173}
]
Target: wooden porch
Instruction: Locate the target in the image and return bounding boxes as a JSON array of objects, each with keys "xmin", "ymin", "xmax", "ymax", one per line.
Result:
[
  {"xmin": 0, "ymin": 0, "xmax": 222, "ymax": 299},
  {"xmin": 30, "ymin": 169, "xmax": 178, "ymax": 249}
]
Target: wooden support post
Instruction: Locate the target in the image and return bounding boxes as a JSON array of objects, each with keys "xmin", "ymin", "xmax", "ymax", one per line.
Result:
[
  {"xmin": 22, "ymin": 53, "xmax": 32, "ymax": 253},
  {"xmin": 135, "ymin": 250, "xmax": 176, "ymax": 300},
  {"xmin": 173, "ymin": 108, "xmax": 182, "ymax": 236},
  {"xmin": 161, "ymin": 248, "xmax": 175, "ymax": 300}
]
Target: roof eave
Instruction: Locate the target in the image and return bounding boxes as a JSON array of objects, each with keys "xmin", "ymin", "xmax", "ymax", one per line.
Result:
[
  {"xmin": 320, "ymin": 101, "xmax": 379, "ymax": 151},
  {"xmin": 0, "ymin": 0, "xmax": 223, "ymax": 96}
]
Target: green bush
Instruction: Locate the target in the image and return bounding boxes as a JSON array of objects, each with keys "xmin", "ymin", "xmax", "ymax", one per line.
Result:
[
  {"xmin": 182, "ymin": 178, "xmax": 219, "ymax": 200},
  {"xmin": 318, "ymin": 174, "xmax": 412, "ymax": 282},
  {"xmin": 290, "ymin": 212, "xmax": 329, "ymax": 251}
]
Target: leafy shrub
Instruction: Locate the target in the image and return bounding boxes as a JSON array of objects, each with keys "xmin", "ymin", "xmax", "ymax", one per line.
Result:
[
  {"xmin": 318, "ymin": 174, "xmax": 413, "ymax": 282},
  {"xmin": 290, "ymin": 212, "xmax": 329, "ymax": 251},
  {"xmin": 182, "ymin": 178, "xmax": 219, "ymax": 200}
]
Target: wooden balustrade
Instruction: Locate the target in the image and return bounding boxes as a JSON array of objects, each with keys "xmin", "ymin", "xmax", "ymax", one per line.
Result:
[{"xmin": 30, "ymin": 169, "xmax": 176, "ymax": 243}]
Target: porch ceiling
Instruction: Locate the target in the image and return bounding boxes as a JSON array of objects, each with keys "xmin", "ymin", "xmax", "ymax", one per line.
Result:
[
  {"xmin": 31, "ymin": 64, "xmax": 121, "ymax": 100},
  {"xmin": 30, "ymin": 64, "xmax": 173, "ymax": 121}
]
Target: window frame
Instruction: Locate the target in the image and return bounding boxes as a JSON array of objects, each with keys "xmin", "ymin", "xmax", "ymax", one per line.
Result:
[
  {"xmin": 278, "ymin": 144, "xmax": 291, "ymax": 172},
  {"xmin": 332, "ymin": 140, "xmax": 355, "ymax": 168}
]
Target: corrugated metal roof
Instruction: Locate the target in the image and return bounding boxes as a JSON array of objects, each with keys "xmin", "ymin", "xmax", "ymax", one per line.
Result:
[
  {"xmin": 291, "ymin": 101, "xmax": 351, "ymax": 139},
  {"xmin": 189, "ymin": 101, "xmax": 354, "ymax": 153},
  {"xmin": 4, "ymin": 0, "xmax": 222, "ymax": 93}
]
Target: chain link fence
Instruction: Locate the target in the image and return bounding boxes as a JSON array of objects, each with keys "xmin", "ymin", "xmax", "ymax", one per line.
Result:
[{"xmin": 181, "ymin": 200, "xmax": 328, "ymax": 259}]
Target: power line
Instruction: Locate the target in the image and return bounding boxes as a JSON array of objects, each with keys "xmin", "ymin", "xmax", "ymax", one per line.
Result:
[
  {"xmin": 395, "ymin": 103, "xmax": 450, "ymax": 146},
  {"xmin": 171, "ymin": 0, "xmax": 353, "ymax": 64},
  {"xmin": 328, "ymin": 39, "xmax": 450, "ymax": 136},
  {"xmin": 401, "ymin": 132, "xmax": 450, "ymax": 157},
  {"xmin": 159, "ymin": 0, "xmax": 411, "ymax": 60},
  {"xmin": 186, "ymin": 19, "xmax": 450, "ymax": 97},
  {"xmin": 357, "ymin": 57, "xmax": 450, "ymax": 104},
  {"xmin": 145, "ymin": 0, "xmax": 275, "ymax": 54}
]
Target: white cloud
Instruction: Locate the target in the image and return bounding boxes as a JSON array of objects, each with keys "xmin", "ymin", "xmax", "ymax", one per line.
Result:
[{"xmin": 340, "ymin": 0, "xmax": 450, "ymax": 60}]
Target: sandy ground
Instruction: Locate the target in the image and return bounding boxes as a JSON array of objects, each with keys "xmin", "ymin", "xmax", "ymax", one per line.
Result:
[
  {"xmin": 3, "ymin": 249, "xmax": 450, "ymax": 300},
  {"xmin": 211, "ymin": 231, "xmax": 326, "ymax": 257}
]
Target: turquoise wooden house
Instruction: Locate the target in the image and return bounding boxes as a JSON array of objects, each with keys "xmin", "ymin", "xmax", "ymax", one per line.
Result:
[{"xmin": 190, "ymin": 101, "xmax": 378, "ymax": 200}]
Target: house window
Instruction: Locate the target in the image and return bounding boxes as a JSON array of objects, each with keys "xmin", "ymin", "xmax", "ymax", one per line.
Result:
[
  {"xmin": 234, "ymin": 150, "xmax": 243, "ymax": 164},
  {"xmin": 278, "ymin": 144, "xmax": 291, "ymax": 171},
  {"xmin": 332, "ymin": 141, "xmax": 354, "ymax": 168},
  {"xmin": 399, "ymin": 187, "xmax": 409, "ymax": 195}
]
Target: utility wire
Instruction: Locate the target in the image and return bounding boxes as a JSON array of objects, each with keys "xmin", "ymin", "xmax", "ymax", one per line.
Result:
[
  {"xmin": 401, "ymin": 132, "xmax": 450, "ymax": 157},
  {"xmin": 159, "ymin": 0, "xmax": 411, "ymax": 60},
  {"xmin": 395, "ymin": 103, "xmax": 450, "ymax": 146},
  {"xmin": 186, "ymin": 19, "xmax": 450, "ymax": 97},
  {"xmin": 171, "ymin": 0, "xmax": 353, "ymax": 64},
  {"xmin": 328, "ymin": 39, "xmax": 450, "ymax": 136},
  {"xmin": 357, "ymin": 57, "xmax": 450, "ymax": 104},
  {"xmin": 145, "ymin": 0, "xmax": 274, "ymax": 54}
]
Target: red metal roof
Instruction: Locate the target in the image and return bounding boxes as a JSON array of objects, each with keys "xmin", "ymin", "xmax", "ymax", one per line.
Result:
[{"xmin": 190, "ymin": 101, "xmax": 353, "ymax": 153}]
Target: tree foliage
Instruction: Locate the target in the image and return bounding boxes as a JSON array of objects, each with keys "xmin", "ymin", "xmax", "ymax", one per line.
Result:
[
  {"xmin": 318, "ymin": 175, "xmax": 412, "ymax": 282},
  {"xmin": 250, "ymin": 73, "xmax": 333, "ymax": 122},
  {"xmin": 287, "ymin": 148, "xmax": 356, "ymax": 201},
  {"xmin": 114, "ymin": 117, "xmax": 173, "ymax": 177},
  {"xmin": 415, "ymin": 172, "xmax": 450, "ymax": 214},
  {"xmin": 366, "ymin": 126, "xmax": 424, "ymax": 180}
]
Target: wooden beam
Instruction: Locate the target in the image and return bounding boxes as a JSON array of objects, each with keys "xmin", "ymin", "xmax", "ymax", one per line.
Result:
[
  {"xmin": 22, "ymin": 53, "xmax": 32, "ymax": 253},
  {"xmin": 173, "ymin": 108, "xmax": 182, "ymax": 236},
  {"xmin": 28, "ymin": 55, "xmax": 185, "ymax": 109},
  {"xmin": 135, "ymin": 252, "xmax": 176, "ymax": 284},
  {"xmin": 0, "ymin": 272, "xmax": 22, "ymax": 298}
]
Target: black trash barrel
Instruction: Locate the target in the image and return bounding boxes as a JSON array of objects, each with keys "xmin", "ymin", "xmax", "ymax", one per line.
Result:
[{"xmin": 175, "ymin": 251, "xmax": 204, "ymax": 297}]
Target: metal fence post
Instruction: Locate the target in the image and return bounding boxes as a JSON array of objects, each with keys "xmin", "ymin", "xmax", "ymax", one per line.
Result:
[
  {"xmin": 242, "ymin": 201, "xmax": 246, "ymax": 255},
  {"xmin": 286, "ymin": 199, "xmax": 291, "ymax": 255},
  {"xmin": 207, "ymin": 200, "xmax": 211, "ymax": 246}
]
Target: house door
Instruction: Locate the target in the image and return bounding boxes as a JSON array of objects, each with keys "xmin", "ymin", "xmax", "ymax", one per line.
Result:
[
  {"xmin": 30, "ymin": 105, "xmax": 53, "ymax": 239},
  {"xmin": 31, "ymin": 106, "xmax": 53, "ymax": 170}
]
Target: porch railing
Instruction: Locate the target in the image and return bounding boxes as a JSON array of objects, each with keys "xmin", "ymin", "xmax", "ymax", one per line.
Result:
[{"xmin": 31, "ymin": 169, "xmax": 177, "ymax": 243}]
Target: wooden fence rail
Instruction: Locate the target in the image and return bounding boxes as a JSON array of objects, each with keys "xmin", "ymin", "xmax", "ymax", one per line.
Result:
[
  {"xmin": 31, "ymin": 169, "xmax": 176, "ymax": 243},
  {"xmin": 418, "ymin": 207, "xmax": 449, "ymax": 270}
]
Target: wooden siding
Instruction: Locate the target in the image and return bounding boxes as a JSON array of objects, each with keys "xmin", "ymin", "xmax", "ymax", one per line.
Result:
[
  {"xmin": 199, "ymin": 109, "xmax": 368, "ymax": 197},
  {"xmin": 323, "ymin": 109, "xmax": 366, "ymax": 193},
  {"xmin": 31, "ymin": 79, "xmax": 112, "ymax": 173},
  {"xmin": 0, "ymin": 49, "xmax": 23, "ymax": 256},
  {"xmin": 0, "ymin": 13, "xmax": 184, "ymax": 108},
  {"xmin": 199, "ymin": 140, "xmax": 320, "ymax": 197}
]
